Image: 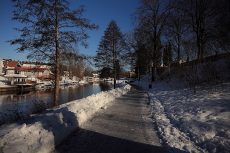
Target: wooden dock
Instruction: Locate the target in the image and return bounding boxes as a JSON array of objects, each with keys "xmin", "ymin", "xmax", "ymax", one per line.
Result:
[{"xmin": 0, "ymin": 84, "xmax": 35, "ymax": 93}]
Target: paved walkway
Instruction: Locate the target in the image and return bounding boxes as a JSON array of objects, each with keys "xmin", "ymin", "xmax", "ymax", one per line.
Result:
[{"xmin": 52, "ymin": 85, "xmax": 167, "ymax": 153}]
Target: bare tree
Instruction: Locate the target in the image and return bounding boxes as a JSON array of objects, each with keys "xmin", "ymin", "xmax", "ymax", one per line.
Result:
[
  {"xmin": 164, "ymin": 0, "xmax": 190, "ymax": 63},
  {"xmin": 132, "ymin": 0, "xmax": 169, "ymax": 82},
  {"xmin": 183, "ymin": 0, "xmax": 222, "ymax": 60},
  {"xmin": 213, "ymin": 0, "xmax": 230, "ymax": 52},
  {"xmin": 123, "ymin": 31, "xmax": 136, "ymax": 72},
  {"xmin": 123, "ymin": 30, "xmax": 152, "ymax": 75},
  {"xmin": 8, "ymin": 0, "xmax": 98, "ymax": 106}
]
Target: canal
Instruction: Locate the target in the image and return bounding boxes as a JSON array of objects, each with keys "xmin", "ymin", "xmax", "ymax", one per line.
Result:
[{"xmin": 0, "ymin": 82, "xmax": 112, "ymax": 123}]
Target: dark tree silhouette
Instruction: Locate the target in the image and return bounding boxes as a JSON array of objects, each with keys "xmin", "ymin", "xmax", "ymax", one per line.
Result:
[
  {"xmin": 94, "ymin": 20, "xmax": 126, "ymax": 89},
  {"xmin": 163, "ymin": 42, "xmax": 172, "ymax": 67},
  {"xmin": 132, "ymin": 0, "xmax": 169, "ymax": 82}
]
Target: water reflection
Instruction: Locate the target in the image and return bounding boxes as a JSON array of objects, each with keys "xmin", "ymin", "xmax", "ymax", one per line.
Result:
[{"xmin": 0, "ymin": 82, "xmax": 112, "ymax": 114}]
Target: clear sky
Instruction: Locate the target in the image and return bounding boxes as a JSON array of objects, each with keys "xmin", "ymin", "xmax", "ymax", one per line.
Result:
[{"xmin": 0, "ymin": 0, "xmax": 140, "ymax": 62}]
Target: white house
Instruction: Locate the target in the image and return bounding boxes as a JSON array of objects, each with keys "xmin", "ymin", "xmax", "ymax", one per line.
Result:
[
  {"xmin": 3, "ymin": 60, "xmax": 21, "ymax": 75},
  {"xmin": 4, "ymin": 74, "xmax": 27, "ymax": 85},
  {"xmin": 18, "ymin": 64, "xmax": 52, "ymax": 78}
]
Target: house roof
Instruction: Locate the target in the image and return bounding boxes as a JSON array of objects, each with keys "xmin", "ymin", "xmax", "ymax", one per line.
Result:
[{"xmin": 5, "ymin": 61, "xmax": 20, "ymax": 67}]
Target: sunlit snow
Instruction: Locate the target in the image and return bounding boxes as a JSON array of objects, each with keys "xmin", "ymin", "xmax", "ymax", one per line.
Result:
[{"xmin": 0, "ymin": 83, "xmax": 131, "ymax": 153}]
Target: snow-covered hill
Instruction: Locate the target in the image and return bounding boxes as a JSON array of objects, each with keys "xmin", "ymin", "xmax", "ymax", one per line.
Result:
[{"xmin": 132, "ymin": 59, "xmax": 230, "ymax": 153}]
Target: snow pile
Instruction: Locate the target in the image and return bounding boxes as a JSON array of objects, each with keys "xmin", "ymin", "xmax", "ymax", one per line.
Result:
[
  {"xmin": 0, "ymin": 84, "xmax": 131, "ymax": 153},
  {"xmin": 134, "ymin": 79, "xmax": 230, "ymax": 153},
  {"xmin": 0, "ymin": 76, "xmax": 7, "ymax": 87},
  {"xmin": 0, "ymin": 81, "xmax": 5, "ymax": 86}
]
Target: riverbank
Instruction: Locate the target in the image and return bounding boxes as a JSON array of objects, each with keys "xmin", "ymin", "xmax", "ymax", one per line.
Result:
[
  {"xmin": 0, "ymin": 76, "xmax": 35, "ymax": 92},
  {"xmin": 0, "ymin": 84, "xmax": 35, "ymax": 92},
  {"xmin": 0, "ymin": 83, "xmax": 131, "ymax": 153},
  {"xmin": 0, "ymin": 81, "xmax": 114, "ymax": 127}
]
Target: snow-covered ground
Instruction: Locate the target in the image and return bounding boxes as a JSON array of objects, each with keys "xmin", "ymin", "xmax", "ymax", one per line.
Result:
[
  {"xmin": 0, "ymin": 59, "xmax": 229, "ymax": 153},
  {"xmin": 0, "ymin": 83, "xmax": 131, "ymax": 153},
  {"xmin": 133, "ymin": 72, "xmax": 230, "ymax": 153},
  {"xmin": 0, "ymin": 76, "xmax": 9, "ymax": 87}
]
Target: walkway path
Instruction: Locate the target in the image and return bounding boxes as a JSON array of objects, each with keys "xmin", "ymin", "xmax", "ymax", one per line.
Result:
[{"xmin": 52, "ymin": 85, "xmax": 167, "ymax": 153}]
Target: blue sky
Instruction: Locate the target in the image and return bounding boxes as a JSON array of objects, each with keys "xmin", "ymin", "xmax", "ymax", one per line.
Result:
[{"xmin": 0, "ymin": 0, "xmax": 140, "ymax": 62}]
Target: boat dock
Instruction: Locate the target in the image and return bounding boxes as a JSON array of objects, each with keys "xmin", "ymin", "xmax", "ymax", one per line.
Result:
[{"xmin": 0, "ymin": 84, "xmax": 35, "ymax": 93}]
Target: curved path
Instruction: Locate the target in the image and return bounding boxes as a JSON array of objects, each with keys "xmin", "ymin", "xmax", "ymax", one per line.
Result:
[{"xmin": 52, "ymin": 85, "xmax": 167, "ymax": 153}]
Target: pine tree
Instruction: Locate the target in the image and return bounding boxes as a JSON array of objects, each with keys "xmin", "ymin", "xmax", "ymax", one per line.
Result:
[{"xmin": 94, "ymin": 20, "xmax": 126, "ymax": 89}]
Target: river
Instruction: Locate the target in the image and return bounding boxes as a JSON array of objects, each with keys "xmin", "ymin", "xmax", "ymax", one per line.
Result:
[{"xmin": 0, "ymin": 82, "xmax": 112, "ymax": 122}]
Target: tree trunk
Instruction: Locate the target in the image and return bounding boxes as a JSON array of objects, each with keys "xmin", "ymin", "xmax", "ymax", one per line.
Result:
[
  {"xmin": 151, "ymin": 26, "xmax": 157, "ymax": 82},
  {"xmin": 113, "ymin": 59, "xmax": 116, "ymax": 89},
  {"xmin": 177, "ymin": 35, "xmax": 181, "ymax": 64},
  {"xmin": 54, "ymin": 0, "xmax": 60, "ymax": 106},
  {"xmin": 151, "ymin": 65, "xmax": 155, "ymax": 82},
  {"xmin": 113, "ymin": 40, "xmax": 116, "ymax": 89}
]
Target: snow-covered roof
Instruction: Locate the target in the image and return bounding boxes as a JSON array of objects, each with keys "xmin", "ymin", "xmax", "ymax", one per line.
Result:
[
  {"xmin": 4, "ymin": 74, "xmax": 28, "ymax": 78},
  {"xmin": 5, "ymin": 67, "xmax": 16, "ymax": 70},
  {"xmin": 22, "ymin": 64, "xmax": 38, "ymax": 67}
]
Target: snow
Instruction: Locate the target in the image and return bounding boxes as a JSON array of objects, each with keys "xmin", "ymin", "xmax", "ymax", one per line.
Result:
[
  {"xmin": 4, "ymin": 74, "xmax": 27, "ymax": 78},
  {"xmin": 132, "ymin": 73, "xmax": 230, "ymax": 153},
  {"xmin": 0, "ymin": 83, "xmax": 131, "ymax": 153},
  {"xmin": 0, "ymin": 59, "xmax": 229, "ymax": 152},
  {"xmin": 0, "ymin": 76, "xmax": 10, "ymax": 87}
]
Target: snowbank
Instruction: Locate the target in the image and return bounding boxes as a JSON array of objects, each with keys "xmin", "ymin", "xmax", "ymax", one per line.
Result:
[
  {"xmin": 0, "ymin": 84, "xmax": 131, "ymax": 153},
  {"xmin": 133, "ymin": 78, "xmax": 230, "ymax": 153},
  {"xmin": 0, "ymin": 76, "xmax": 8, "ymax": 87}
]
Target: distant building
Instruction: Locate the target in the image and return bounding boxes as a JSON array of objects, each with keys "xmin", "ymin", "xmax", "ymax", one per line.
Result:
[
  {"xmin": 18, "ymin": 64, "xmax": 53, "ymax": 80},
  {"xmin": 92, "ymin": 73, "xmax": 99, "ymax": 78},
  {"xmin": 4, "ymin": 74, "xmax": 27, "ymax": 85},
  {"xmin": 3, "ymin": 60, "xmax": 21, "ymax": 75},
  {"xmin": 83, "ymin": 76, "xmax": 93, "ymax": 82},
  {"xmin": 84, "ymin": 76, "xmax": 99, "ymax": 82},
  {"xmin": 129, "ymin": 71, "xmax": 136, "ymax": 78},
  {"xmin": 2, "ymin": 61, "xmax": 53, "ymax": 80}
]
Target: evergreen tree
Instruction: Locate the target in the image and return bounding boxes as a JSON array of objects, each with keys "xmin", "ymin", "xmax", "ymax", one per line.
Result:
[
  {"xmin": 94, "ymin": 20, "xmax": 126, "ymax": 89},
  {"xmin": 100, "ymin": 67, "xmax": 112, "ymax": 79}
]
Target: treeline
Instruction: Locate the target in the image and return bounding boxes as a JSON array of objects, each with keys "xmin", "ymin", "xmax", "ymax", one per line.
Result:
[
  {"xmin": 128, "ymin": 0, "xmax": 230, "ymax": 82},
  {"xmin": 59, "ymin": 49, "xmax": 94, "ymax": 79},
  {"xmin": 95, "ymin": 0, "xmax": 230, "ymax": 86},
  {"xmin": 94, "ymin": 0, "xmax": 230, "ymax": 86},
  {"xmin": 8, "ymin": 0, "xmax": 230, "ymax": 104}
]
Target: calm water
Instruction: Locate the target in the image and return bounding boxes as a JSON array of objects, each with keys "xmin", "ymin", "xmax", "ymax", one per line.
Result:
[{"xmin": 0, "ymin": 82, "xmax": 112, "ymax": 115}]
